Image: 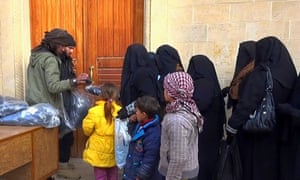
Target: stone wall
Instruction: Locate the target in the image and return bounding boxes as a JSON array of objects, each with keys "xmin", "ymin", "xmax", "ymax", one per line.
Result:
[
  {"xmin": 146, "ymin": 0, "xmax": 300, "ymax": 88},
  {"xmin": 0, "ymin": 0, "xmax": 30, "ymax": 98},
  {"xmin": 0, "ymin": 0, "xmax": 300, "ymax": 98}
]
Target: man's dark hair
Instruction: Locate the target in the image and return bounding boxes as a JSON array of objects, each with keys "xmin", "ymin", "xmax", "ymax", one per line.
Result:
[
  {"xmin": 135, "ymin": 96, "xmax": 160, "ymax": 118},
  {"xmin": 32, "ymin": 28, "xmax": 76, "ymax": 54}
]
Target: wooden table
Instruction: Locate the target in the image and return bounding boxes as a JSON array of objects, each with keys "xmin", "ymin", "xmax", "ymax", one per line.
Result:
[{"xmin": 0, "ymin": 125, "xmax": 58, "ymax": 179}]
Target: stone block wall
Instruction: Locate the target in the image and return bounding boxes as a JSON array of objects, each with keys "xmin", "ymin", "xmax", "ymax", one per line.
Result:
[
  {"xmin": 0, "ymin": 0, "xmax": 30, "ymax": 98},
  {"xmin": 146, "ymin": 0, "xmax": 300, "ymax": 88},
  {"xmin": 0, "ymin": 0, "xmax": 300, "ymax": 99}
]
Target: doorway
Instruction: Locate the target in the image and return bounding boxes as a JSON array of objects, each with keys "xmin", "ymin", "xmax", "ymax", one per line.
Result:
[{"xmin": 29, "ymin": 0, "xmax": 144, "ymax": 157}]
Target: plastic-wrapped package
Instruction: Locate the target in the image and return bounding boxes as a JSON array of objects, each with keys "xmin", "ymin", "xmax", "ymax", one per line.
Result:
[
  {"xmin": 60, "ymin": 89, "xmax": 94, "ymax": 137},
  {"xmin": 115, "ymin": 118, "xmax": 131, "ymax": 169},
  {"xmin": 85, "ymin": 85, "xmax": 101, "ymax": 96},
  {"xmin": 0, "ymin": 95, "xmax": 29, "ymax": 117},
  {"xmin": 0, "ymin": 103, "xmax": 60, "ymax": 128}
]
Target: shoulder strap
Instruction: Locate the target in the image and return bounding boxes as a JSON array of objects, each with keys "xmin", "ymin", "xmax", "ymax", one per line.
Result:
[{"xmin": 265, "ymin": 66, "xmax": 273, "ymax": 92}]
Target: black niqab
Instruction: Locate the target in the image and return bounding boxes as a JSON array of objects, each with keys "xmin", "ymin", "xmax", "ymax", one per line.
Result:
[
  {"xmin": 187, "ymin": 55, "xmax": 226, "ymax": 180},
  {"xmin": 232, "ymin": 40, "xmax": 256, "ymax": 79},
  {"xmin": 156, "ymin": 44, "xmax": 184, "ymax": 76},
  {"xmin": 120, "ymin": 43, "xmax": 147, "ymax": 106},
  {"xmin": 255, "ymin": 36, "xmax": 297, "ymax": 89}
]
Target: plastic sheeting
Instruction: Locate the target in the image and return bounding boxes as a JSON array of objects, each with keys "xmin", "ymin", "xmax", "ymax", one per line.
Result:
[
  {"xmin": 59, "ymin": 89, "xmax": 94, "ymax": 137},
  {"xmin": 0, "ymin": 103, "xmax": 60, "ymax": 128},
  {"xmin": 115, "ymin": 118, "xmax": 131, "ymax": 169},
  {"xmin": 0, "ymin": 95, "xmax": 29, "ymax": 117},
  {"xmin": 85, "ymin": 85, "xmax": 101, "ymax": 96}
]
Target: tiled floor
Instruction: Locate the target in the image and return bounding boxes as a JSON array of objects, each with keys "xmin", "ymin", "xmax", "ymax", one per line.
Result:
[{"xmin": 54, "ymin": 158, "xmax": 123, "ymax": 180}]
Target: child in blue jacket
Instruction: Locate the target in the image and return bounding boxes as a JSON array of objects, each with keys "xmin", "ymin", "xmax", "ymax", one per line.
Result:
[{"xmin": 123, "ymin": 95, "xmax": 162, "ymax": 180}]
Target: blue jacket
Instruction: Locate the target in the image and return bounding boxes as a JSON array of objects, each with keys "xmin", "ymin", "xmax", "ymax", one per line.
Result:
[{"xmin": 123, "ymin": 115, "xmax": 162, "ymax": 180}]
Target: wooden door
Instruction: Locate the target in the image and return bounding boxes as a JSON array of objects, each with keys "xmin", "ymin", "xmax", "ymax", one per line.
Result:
[
  {"xmin": 29, "ymin": 0, "xmax": 144, "ymax": 157},
  {"xmin": 84, "ymin": 0, "xmax": 144, "ymax": 86},
  {"xmin": 29, "ymin": 0, "xmax": 84, "ymax": 74}
]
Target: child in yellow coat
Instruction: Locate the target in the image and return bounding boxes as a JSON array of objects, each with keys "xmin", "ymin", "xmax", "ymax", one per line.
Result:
[{"xmin": 82, "ymin": 82, "xmax": 121, "ymax": 180}]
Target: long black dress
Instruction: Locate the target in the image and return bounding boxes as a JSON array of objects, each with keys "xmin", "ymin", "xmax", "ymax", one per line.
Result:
[
  {"xmin": 187, "ymin": 55, "xmax": 226, "ymax": 180},
  {"xmin": 59, "ymin": 54, "xmax": 76, "ymax": 163},
  {"xmin": 227, "ymin": 40, "xmax": 256, "ymax": 110},
  {"xmin": 277, "ymin": 73, "xmax": 300, "ymax": 180},
  {"xmin": 120, "ymin": 43, "xmax": 147, "ymax": 106},
  {"xmin": 156, "ymin": 44, "xmax": 185, "ymax": 111},
  {"xmin": 227, "ymin": 36, "xmax": 297, "ymax": 180},
  {"xmin": 120, "ymin": 49, "xmax": 163, "ymax": 135}
]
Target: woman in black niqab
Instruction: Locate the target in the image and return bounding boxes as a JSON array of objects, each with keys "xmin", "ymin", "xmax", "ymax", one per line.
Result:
[
  {"xmin": 120, "ymin": 43, "xmax": 147, "ymax": 106},
  {"xmin": 227, "ymin": 36, "xmax": 297, "ymax": 180},
  {"xmin": 255, "ymin": 36, "xmax": 296, "ymax": 89},
  {"xmin": 156, "ymin": 44, "xmax": 184, "ymax": 76},
  {"xmin": 226, "ymin": 40, "xmax": 256, "ymax": 110},
  {"xmin": 187, "ymin": 55, "xmax": 226, "ymax": 180}
]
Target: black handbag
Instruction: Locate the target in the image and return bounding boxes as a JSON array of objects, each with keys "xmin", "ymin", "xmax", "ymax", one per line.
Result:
[
  {"xmin": 243, "ymin": 66, "xmax": 276, "ymax": 132},
  {"xmin": 213, "ymin": 138, "xmax": 243, "ymax": 180}
]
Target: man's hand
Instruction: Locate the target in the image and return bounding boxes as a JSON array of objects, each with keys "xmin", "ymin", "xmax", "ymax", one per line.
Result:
[{"xmin": 76, "ymin": 73, "xmax": 89, "ymax": 84}]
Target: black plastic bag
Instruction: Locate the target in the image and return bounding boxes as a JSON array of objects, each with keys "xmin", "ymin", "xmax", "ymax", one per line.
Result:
[
  {"xmin": 60, "ymin": 89, "xmax": 94, "ymax": 137},
  {"xmin": 214, "ymin": 138, "xmax": 242, "ymax": 180}
]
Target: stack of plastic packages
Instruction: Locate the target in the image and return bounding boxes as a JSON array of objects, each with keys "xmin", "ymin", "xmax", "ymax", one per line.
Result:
[{"xmin": 0, "ymin": 95, "xmax": 60, "ymax": 128}]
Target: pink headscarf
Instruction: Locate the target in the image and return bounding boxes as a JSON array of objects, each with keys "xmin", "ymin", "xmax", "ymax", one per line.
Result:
[{"xmin": 164, "ymin": 72, "xmax": 204, "ymax": 128}]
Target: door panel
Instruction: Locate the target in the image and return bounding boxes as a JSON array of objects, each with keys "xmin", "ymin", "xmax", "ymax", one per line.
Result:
[
  {"xmin": 29, "ymin": 0, "xmax": 84, "ymax": 73},
  {"xmin": 84, "ymin": 0, "xmax": 143, "ymax": 86},
  {"xmin": 30, "ymin": 0, "xmax": 144, "ymax": 157}
]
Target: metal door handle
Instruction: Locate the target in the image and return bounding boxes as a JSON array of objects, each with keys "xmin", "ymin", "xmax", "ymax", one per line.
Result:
[{"xmin": 89, "ymin": 65, "xmax": 94, "ymax": 82}]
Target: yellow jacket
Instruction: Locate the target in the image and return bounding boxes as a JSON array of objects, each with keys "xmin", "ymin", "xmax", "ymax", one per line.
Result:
[{"xmin": 82, "ymin": 100, "xmax": 121, "ymax": 167}]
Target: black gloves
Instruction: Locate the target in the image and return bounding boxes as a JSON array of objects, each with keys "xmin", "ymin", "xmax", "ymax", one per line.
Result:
[
  {"xmin": 117, "ymin": 101, "xmax": 136, "ymax": 119},
  {"xmin": 117, "ymin": 107, "xmax": 129, "ymax": 119},
  {"xmin": 221, "ymin": 86, "xmax": 230, "ymax": 98}
]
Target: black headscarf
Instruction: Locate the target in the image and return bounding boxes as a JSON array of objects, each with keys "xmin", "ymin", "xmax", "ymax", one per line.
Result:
[
  {"xmin": 232, "ymin": 40, "xmax": 256, "ymax": 79},
  {"xmin": 120, "ymin": 43, "xmax": 147, "ymax": 106},
  {"xmin": 156, "ymin": 44, "xmax": 184, "ymax": 77},
  {"xmin": 187, "ymin": 55, "xmax": 225, "ymax": 110},
  {"xmin": 140, "ymin": 52, "xmax": 164, "ymax": 105},
  {"xmin": 188, "ymin": 55, "xmax": 222, "ymax": 94},
  {"xmin": 255, "ymin": 36, "xmax": 297, "ymax": 89},
  {"xmin": 144, "ymin": 52, "xmax": 160, "ymax": 76},
  {"xmin": 226, "ymin": 41, "xmax": 256, "ymax": 109},
  {"xmin": 32, "ymin": 28, "xmax": 76, "ymax": 55},
  {"xmin": 187, "ymin": 55, "xmax": 226, "ymax": 180}
]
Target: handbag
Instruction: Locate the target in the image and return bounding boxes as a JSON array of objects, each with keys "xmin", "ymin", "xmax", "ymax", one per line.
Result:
[
  {"xmin": 243, "ymin": 66, "xmax": 276, "ymax": 132},
  {"xmin": 213, "ymin": 138, "xmax": 243, "ymax": 180}
]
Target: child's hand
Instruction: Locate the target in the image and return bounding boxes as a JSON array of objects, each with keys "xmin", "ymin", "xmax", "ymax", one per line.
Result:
[{"xmin": 129, "ymin": 114, "xmax": 137, "ymax": 122}]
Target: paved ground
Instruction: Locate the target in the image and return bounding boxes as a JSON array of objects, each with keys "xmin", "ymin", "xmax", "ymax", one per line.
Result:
[
  {"xmin": 54, "ymin": 158, "xmax": 94, "ymax": 180},
  {"xmin": 54, "ymin": 158, "xmax": 123, "ymax": 180}
]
